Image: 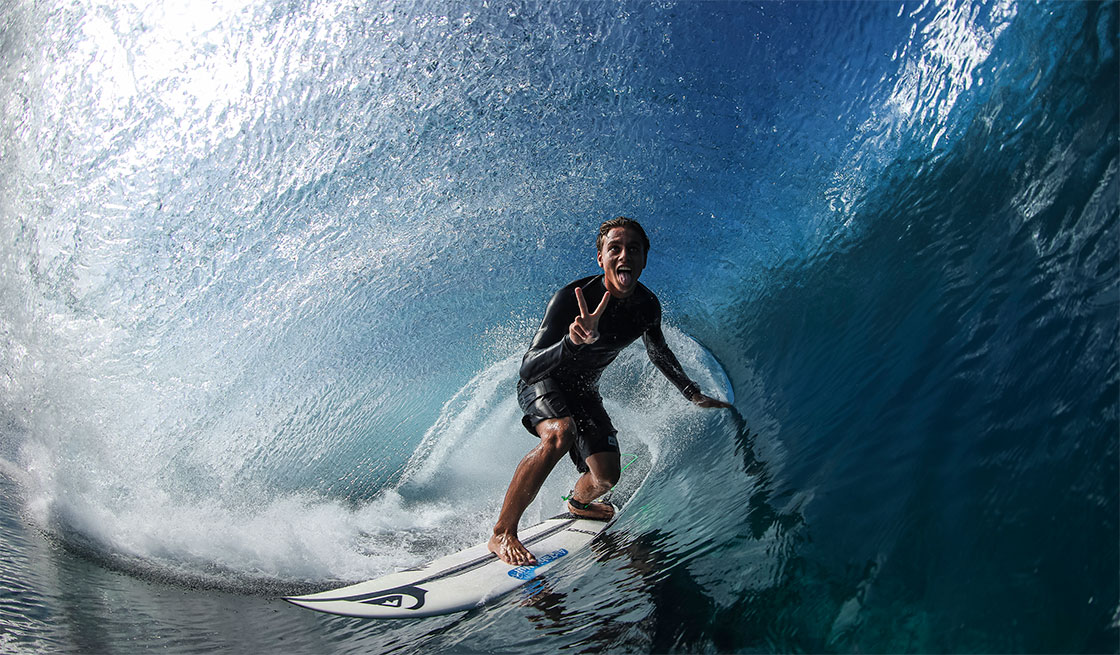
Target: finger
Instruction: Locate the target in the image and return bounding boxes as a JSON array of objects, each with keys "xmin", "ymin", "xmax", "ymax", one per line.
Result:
[
  {"xmin": 592, "ymin": 288, "xmax": 611, "ymax": 317},
  {"xmin": 574, "ymin": 286, "xmax": 589, "ymax": 317}
]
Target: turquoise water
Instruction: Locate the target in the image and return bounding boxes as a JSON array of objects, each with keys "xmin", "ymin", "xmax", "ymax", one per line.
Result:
[{"xmin": 1, "ymin": 1, "xmax": 1116, "ymax": 652}]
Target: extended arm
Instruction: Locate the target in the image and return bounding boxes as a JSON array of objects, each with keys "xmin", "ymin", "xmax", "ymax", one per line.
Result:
[
  {"xmin": 643, "ymin": 321, "xmax": 699, "ymax": 399},
  {"xmin": 643, "ymin": 308, "xmax": 732, "ymax": 409}
]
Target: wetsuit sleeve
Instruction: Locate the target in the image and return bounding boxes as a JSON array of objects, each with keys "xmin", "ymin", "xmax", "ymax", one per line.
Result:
[
  {"xmin": 519, "ymin": 286, "xmax": 580, "ymax": 384},
  {"xmin": 643, "ymin": 302, "xmax": 700, "ymax": 400}
]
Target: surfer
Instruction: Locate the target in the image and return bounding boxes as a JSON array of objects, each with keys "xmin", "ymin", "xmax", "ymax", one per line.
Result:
[{"xmin": 488, "ymin": 217, "xmax": 732, "ymax": 566}]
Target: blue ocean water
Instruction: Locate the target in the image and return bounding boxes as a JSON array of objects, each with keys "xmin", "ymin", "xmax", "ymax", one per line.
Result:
[{"xmin": 0, "ymin": 0, "xmax": 1116, "ymax": 652}]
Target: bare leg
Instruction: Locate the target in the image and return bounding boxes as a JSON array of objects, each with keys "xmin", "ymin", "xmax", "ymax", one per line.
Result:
[
  {"xmin": 568, "ymin": 451, "xmax": 621, "ymax": 520},
  {"xmin": 489, "ymin": 418, "xmax": 574, "ymax": 565}
]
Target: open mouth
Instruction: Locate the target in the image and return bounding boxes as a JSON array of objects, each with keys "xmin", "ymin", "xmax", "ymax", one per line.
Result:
[{"xmin": 617, "ymin": 265, "xmax": 634, "ymax": 287}]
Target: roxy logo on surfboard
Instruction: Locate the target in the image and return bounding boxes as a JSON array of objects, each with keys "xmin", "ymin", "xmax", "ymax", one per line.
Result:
[
  {"xmin": 506, "ymin": 549, "xmax": 569, "ymax": 580},
  {"xmin": 348, "ymin": 584, "xmax": 429, "ymax": 610}
]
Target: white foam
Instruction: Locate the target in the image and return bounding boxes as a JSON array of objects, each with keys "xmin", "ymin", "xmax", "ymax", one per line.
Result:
[{"xmin": 7, "ymin": 324, "xmax": 731, "ymax": 589}]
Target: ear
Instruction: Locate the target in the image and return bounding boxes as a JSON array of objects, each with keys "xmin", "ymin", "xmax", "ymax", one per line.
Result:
[{"xmin": 596, "ymin": 248, "xmax": 604, "ymax": 269}]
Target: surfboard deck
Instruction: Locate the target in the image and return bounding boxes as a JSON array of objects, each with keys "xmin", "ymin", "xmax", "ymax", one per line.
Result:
[{"xmin": 284, "ymin": 511, "xmax": 611, "ymax": 618}]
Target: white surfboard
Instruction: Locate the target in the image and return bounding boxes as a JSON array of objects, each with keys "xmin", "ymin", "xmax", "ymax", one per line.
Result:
[{"xmin": 284, "ymin": 511, "xmax": 611, "ymax": 618}]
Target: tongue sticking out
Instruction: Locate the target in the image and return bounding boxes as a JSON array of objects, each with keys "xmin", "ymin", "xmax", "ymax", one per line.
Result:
[{"xmin": 618, "ymin": 270, "xmax": 633, "ymax": 287}]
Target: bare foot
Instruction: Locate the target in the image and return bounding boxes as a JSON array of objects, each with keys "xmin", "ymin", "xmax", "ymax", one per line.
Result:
[
  {"xmin": 568, "ymin": 500, "xmax": 615, "ymax": 521},
  {"xmin": 488, "ymin": 532, "xmax": 537, "ymax": 566}
]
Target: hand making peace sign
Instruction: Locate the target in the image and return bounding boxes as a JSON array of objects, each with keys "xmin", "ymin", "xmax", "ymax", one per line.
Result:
[{"xmin": 569, "ymin": 286, "xmax": 611, "ymax": 345}]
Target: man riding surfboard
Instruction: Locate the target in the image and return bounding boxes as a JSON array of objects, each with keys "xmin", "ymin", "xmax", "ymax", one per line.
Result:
[{"xmin": 489, "ymin": 217, "xmax": 732, "ymax": 566}]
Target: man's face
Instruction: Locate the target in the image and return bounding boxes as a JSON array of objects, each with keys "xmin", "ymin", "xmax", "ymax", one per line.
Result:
[{"xmin": 597, "ymin": 226, "xmax": 646, "ymax": 298}]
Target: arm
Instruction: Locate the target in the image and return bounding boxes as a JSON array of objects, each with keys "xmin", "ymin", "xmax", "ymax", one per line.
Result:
[
  {"xmin": 519, "ymin": 286, "xmax": 580, "ymax": 384},
  {"xmin": 643, "ymin": 321, "xmax": 699, "ymax": 399},
  {"xmin": 643, "ymin": 305, "xmax": 733, "ymax": 409},
  {"xmin": 520, "ymin": 281, "xmax": 611, "ymax": 384}
]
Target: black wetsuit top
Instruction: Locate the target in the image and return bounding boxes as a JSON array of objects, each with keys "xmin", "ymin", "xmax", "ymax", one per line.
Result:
[{"xmin": 519, "ymin": 275, "xmax": 699, "ymax": 399}]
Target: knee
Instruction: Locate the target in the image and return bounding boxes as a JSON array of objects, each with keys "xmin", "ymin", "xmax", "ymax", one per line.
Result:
[
  {"xmin": 537, "ymin": 418, "xmax": 575, "ymax": 454},
  {"xmin": 586, "ymin": 454, "xmax": 620, "ymax": 488},
  {"xmin": 596, "ymin": 466, "xmax": 620, "ymax": 489}
]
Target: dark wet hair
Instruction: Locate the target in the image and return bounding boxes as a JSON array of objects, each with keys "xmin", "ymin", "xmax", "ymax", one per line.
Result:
[{"xmin": 596, "ymin": 217, "xmax": 650, "ymax": 254}]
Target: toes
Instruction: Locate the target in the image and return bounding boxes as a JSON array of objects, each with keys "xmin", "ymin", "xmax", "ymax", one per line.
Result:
[
  {"xmin": 502, "ymin": 545, "xmax": 535, "ymax": 566},
  {"xmin": 491, "ymin": 535, "xmax": 538, "ymax": 566}
]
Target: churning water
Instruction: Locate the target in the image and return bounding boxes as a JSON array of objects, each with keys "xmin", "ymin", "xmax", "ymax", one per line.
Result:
[{"xmin": 0, "ymin": 1, "xmax": 1116, "ymax": 652}]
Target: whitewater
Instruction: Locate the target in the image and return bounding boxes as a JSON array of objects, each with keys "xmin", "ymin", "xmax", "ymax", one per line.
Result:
[{"xmin": 0, "ymin": 1, "xmax": 1116, "ymax": 653}]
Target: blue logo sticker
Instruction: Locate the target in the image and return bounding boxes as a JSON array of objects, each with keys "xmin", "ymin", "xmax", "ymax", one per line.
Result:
[{"xmin": 507, "ymin": 549, "xmax": 569, "ymax": 580}]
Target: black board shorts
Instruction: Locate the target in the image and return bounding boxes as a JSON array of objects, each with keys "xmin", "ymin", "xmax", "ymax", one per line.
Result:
[{"xmin": 517, "ymin": 378, "xmax": 619, "ymax": 473}]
